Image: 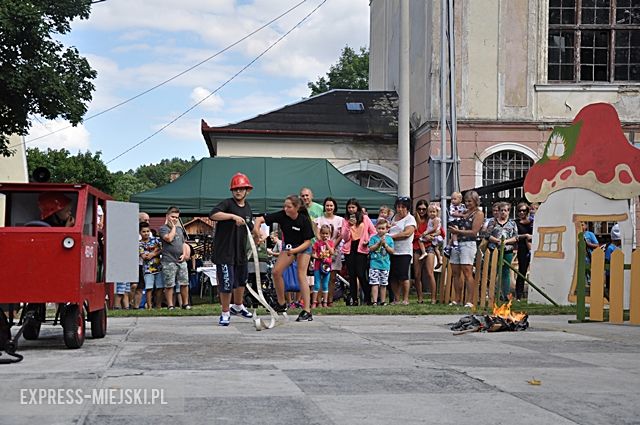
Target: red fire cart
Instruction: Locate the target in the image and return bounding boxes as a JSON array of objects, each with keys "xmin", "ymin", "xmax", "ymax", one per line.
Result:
[{"xmin": 0, "ymin": 182, "xmax": 138, "ymax": 359}]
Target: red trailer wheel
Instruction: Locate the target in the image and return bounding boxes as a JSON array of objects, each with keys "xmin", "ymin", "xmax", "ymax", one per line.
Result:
[
  {"xmin": 62, "ymin": 305, "xmax": 85, "ymax": 349},
  {"xmin": 89, "ymin": 303, "xmax": 107, "ymax": 338}
]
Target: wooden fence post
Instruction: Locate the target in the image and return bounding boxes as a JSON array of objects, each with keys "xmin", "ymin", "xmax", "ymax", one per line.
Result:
[
  {"xmin": 590, "ymin": 248, "xmax": 605, "ymax": 322},
  {"xmin": 479, "ymin": 250, "xmax": 490, "ymax": 310},
  {"xmin": 631, "ymin": 250, "xmax": 640, "ymax": 325},
  {"xmin": 576, "ymin": 232, "xmax": 587, "ymax": 322},
  {"xmin": 488, "ymin": 250, "xmax": 498, "ymax": 307},
  {"xmin": 609, "ymin": 249, "xmax": 625, "ymax": 324},
  {"xmin": 473, "ymin": 249, "xmax": 482, "ymax": 306}
]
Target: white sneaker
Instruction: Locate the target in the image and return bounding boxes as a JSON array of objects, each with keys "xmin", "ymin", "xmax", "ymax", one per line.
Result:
[
  {"xmin": 464, "ymin": 302, "xmax": 474, "ymax": 308},
  {"xmin": 218, "ymin": 314, "xmax": 230, "ymax": 326},
  {"xmin": 230, "ymin": 304, "xmax": 253, "ymax": 318}
]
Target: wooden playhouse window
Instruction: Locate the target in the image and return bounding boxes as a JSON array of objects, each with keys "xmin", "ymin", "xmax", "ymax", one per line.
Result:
[{"xmin": 534, "ymin": 226, "xmax": 567, "ymax": 259}]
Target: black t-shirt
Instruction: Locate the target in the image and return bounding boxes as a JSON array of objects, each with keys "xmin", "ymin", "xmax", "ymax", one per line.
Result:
[
  {"xmin": 516, "ymin": 220, "xmax": 533, "ymax": 252},
  {"xmin": 264, "ymin": 210, "xmax": 314, "ymax": 248},
  {"xmin": 210, "ymin": 198, "xmax": 253, "ymax": 265}
]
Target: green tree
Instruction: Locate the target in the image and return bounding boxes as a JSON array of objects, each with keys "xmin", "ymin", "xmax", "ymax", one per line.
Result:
[
  {"xmin": 26, "ymin": 147, "xmax": 113, "ymax": 193},
  {"xmin": 0, "ymin": 0, "xmax": 97, "ymax": 156},
  {"xmin": 111, "ymin": 171, "xmax": 154, "ymax": 201},
  {"xmin": 134, "ymin": 157, "xmax": 199, "ymax": 187},
  {"xmin": 308, "ymin": 46, "xmax": 369, "ymax": 96}
]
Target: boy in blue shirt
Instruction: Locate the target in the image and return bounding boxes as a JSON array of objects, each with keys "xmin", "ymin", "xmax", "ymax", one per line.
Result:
[
  {"xmin": 368, "ymin": 219, "xmax": 395, "ymax": 306},
  {"xmin": 604, "ymin": 224, "xmax": 622, "ymax": 297},
  {"xmin": 581, "ymin": 222, "xmax": 600, "ymax": 284}
]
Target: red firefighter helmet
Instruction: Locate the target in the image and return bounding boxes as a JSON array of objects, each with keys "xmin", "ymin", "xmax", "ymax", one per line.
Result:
[
  {"xmin": 38, "ymin": 192, "xmax": 72, "ymax": 220},
  {"xmin": 229, "ymin": 173, "xmax": 253, "ymax": 190}
]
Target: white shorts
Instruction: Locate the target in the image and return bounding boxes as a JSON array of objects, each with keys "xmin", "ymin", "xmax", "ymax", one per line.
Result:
[
  {"xmin": 449, "ymin": 241, "xmax": 477, "ymax": 265},
  {"xmin": 369, "ymin": 268, "xmax": 389, "ymax": 286}
]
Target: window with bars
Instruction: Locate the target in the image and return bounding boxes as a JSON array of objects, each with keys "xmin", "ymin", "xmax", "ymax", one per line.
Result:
[
  {"xmin": 481, "ymin": 150, "xmax": 534, "ymax": 216},
  {"xmin": 548, "ymin": 0, "xmax": 640, "ymax": 82},
  {"xmin": 345, "ymin": 171, "xmax": 397, "ymax": 195}
]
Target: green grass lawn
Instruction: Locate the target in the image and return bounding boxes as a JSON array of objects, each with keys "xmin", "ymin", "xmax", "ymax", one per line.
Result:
[{"xmin": 108, "ymin": 296, "xmax": 578, "ymax": 317}]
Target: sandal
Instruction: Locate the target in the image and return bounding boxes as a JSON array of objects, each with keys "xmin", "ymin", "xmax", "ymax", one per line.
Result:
[
  {"xmin": 321, "ymin": 301, "xmax": 327, "ymax": 308},
  {"xmin": 311, "ymin": 302, "xmax": 318, "ymax": 308}
]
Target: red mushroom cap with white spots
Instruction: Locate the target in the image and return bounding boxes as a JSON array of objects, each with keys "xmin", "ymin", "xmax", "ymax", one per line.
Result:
[{"xmin": 524, "ymin": 103, "xmax": 640, "ymax": 203}]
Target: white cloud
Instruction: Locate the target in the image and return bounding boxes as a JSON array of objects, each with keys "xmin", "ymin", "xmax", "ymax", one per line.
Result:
[
  {"xmin": 190, "ymin": 87, "xmax": 225, "ymax": 111},
  {"xmin": 225, "ymin": 93, "xmax": 287, "ymax": 119},
  {"xmin": 83, "ymin": 54, "xmax": 126, "ymax": 114},
  {"xmin": 110, "ymin": 43, "xmax": 152, "ymax": 54},
  {"xmin": 156, "ymin": 117, "xmax": 204, "ymax": 142},
  {"xmin": 117, "ymin": 30, "xmax": 154, "ymax": 42},
  {"xmin": 26, "ymin": 119, "xmax": 91, "ymax": 152},
  {"xmin": 64, "ymin": 0, "xmax": 371, "ymax": 171},
  {"xmin": 80, "ymin": 0, "xmax": 370, "ymax": 84},
  {"xmin": 284, "ymin": 83, "xmax": 310, "ymax": 99},
  {"xmin": 261, "ymin": 51, "xmax": 325, "ymax": 79}
]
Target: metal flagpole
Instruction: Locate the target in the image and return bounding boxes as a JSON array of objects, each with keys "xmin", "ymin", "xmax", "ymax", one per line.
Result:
[{"xmin": 440, "ymin": 0, "xmax": 448, "ymax": 232}]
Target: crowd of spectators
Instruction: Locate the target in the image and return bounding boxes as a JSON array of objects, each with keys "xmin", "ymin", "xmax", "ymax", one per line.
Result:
[{"xmin": 123, "ymin": 178, "xmax": 624, "ymax": 314}]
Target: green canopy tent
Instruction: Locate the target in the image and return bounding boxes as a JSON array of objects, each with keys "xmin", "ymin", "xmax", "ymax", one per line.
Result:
[{"xmin": 130, "ymin": 157, "xmax": 396, "ymax": 215}]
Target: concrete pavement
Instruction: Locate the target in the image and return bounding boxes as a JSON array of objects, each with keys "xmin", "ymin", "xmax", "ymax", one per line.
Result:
[{"xmin": 1, "ymin": 313, "xmax": 639, "ymax": 424}]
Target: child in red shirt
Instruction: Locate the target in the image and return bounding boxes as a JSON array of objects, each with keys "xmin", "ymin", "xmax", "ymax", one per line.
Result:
[{"xmin": 312, "ymin": 225, "xmax": 335, "ymax": 307}]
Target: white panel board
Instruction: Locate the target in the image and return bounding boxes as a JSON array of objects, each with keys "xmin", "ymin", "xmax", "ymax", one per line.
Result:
[
  {"xmin": 106, "ymin": 200, "xmax": 139, "ymax": 283},
  {"xmin": 0, "ymin": 193, "xmax": 5, "ymax": 227}
]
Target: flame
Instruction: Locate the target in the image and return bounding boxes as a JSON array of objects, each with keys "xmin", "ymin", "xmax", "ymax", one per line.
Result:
[{"xmin": 492, "ymin": 298, "xmax": 527, "ymax": 322}]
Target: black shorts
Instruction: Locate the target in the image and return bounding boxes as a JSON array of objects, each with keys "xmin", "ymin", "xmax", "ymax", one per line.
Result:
[
  {"xmin": 390, "ymin": 255, "xmax": 412, "ymax": 281},
  {"xmin": 215, "ymin": 263, "xmax": 248, "ymax": 293}
]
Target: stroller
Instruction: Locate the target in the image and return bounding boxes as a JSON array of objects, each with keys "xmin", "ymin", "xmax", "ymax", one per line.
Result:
[{"xmin": 333, "ymin": 262, "xmax": 352, "ymax": 304}]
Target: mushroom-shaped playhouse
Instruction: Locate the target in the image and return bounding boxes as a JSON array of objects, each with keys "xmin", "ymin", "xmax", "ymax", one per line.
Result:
[{"xmin": 524, "ymin": 102, "xmax": 640, "ymax": 306}]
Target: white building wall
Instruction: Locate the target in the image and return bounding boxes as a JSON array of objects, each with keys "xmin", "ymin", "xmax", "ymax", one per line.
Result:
[
  {"xmin": 369, "ymin": 0, "xmax": 431, "ymax": 125},
  {"xmin": 369, "ymin": 0, "xmax": 640, "ymax": 123},
  {"xmin": 0, "ymin": 134, "xmax": 28, "ymax": 183}
]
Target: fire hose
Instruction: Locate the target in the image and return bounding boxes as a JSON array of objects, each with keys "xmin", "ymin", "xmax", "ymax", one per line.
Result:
[{"xmin": 244, "ymin": 224, "xmax": 287, "ymax": 330}]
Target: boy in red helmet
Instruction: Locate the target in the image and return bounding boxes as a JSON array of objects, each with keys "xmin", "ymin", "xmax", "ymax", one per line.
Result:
[
  {"xmin": 209, "ymin": 173, "xmax": 255, "ymax": 326},
  {"xmin": 38, "ymin": 192, "xmax": 75, "ymax": 227}
]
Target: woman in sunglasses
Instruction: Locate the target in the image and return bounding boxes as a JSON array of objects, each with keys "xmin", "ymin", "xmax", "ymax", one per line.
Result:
[
  {"xmin": 412, "ymin": 200, "xmax": 429, "ymax": 304},
  {"xmin": 515, "ymin": 202, "xmax": 533, "ymax": 301},
  {"xmin": 447, "ymin": 191, "xmax": 485, "ymax": 307},
  {"xmin": 486, "ymin": 202, "xmax": 518, "ymax": 301}
]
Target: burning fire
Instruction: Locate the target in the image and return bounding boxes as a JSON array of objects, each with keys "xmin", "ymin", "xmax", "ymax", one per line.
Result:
[
  {"xmin": 492, "ymin": 299, "xmax": 527, "ymax": 323},
  {"xmin": 450, "ymin": 297, "xmax": 529, "ymax": 333}
]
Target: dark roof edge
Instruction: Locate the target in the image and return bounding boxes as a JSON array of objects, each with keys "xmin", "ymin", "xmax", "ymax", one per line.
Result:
[
  {"xmin": 201, "ymin": 127, "xmax": 396, "ymax": 138},
  {"xmin": 202, "ymin": 89, "xmax": 398, "ymax": 130}
]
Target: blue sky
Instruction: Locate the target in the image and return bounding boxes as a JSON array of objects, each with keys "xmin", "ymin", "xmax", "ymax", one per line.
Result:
[{"xmin": 25, "ymin": 0, "xmax": 370, "ymax": 171}]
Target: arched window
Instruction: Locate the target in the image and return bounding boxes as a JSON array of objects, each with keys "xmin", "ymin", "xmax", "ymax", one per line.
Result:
[
  {"xmin": 482, "ymin": 150, "xmax": 533, "ymax": 215},
  {"xmin": 345, "ymin": 171, "xmax": 397, "ymax": 195}
]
